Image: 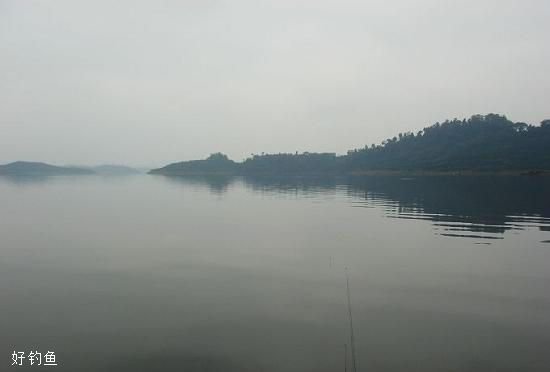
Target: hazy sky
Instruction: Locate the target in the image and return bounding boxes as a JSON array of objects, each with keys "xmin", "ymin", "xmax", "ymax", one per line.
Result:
[{"xmin": 1, "ymin": 0, "xmax": 549, "ymax": 166}]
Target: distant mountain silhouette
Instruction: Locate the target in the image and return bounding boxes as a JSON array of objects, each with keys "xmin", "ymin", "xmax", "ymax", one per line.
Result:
[
  {"xmin": 150, "ymin": 114, "xmax": 550, "ymax": 176},
  {"xmin": 0, "ymin": 161, "xmax": 94, "ymax": 176}
]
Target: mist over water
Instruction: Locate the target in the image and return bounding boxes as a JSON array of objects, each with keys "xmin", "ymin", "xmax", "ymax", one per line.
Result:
[{"xmin": 1, "ymin": 174, "xmax": 549, "ymax": 371}]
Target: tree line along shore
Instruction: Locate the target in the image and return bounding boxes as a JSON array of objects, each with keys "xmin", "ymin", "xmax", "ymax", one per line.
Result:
[{"xmin": 149, "ymin": 114, "xmax": 550, "ymax": 176}]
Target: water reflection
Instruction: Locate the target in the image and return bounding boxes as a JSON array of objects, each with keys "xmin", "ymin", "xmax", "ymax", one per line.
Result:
[
  {"xmin": 160, "ymin": 174, "xmax": 235, "ymax": 195},
  {"xmin": 157, "ymin": 174, "xmax": 550, "ymax": 241},
  {"xmin": 103, "ymin": 354, "xmax": 259, "ymax": 372},
  {"xmin": 3, "ymin": 173, "xmax": 550, "ymax": 372},
  {"xmin": 348, "ymin": 176, "xmax": 550, "ymax": 241},
  {"xmin": 0, "ymin": 174, "xmax": 57, "ymax": 186}
]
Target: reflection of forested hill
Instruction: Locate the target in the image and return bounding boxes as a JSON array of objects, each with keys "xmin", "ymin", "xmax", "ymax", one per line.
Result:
[
  {"xmin": 159, "ymin": 174, "xmax": 550, "ymax": 237},
  {"xmin": 345, "ymin": 176, "xmax": 550, "ymax": 234}
]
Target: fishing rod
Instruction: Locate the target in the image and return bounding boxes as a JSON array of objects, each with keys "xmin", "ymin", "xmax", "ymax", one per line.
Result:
[{"xmin": 346, "ymin": 268, "xmax": 358, "ymax": 372}]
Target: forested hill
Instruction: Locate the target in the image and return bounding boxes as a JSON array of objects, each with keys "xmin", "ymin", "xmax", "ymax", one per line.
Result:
[
  {"xmin": 345, "ymin": 114, "xmax": 550, "ymax": 171},
  {"xmin": 150, "ymin": 153, "xmax": 239, "ymax": 176},
  {"xmin": 150, "ymin": 114, "xmax": 550, "ymax": 175}
]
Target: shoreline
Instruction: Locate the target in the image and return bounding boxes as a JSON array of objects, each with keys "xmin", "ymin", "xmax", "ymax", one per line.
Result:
[{"xmin": 148, "ymin": 169, "xmax": 550, "ymax": 177}]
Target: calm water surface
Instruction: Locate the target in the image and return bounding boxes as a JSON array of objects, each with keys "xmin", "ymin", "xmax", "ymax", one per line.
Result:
[{"xmin": 1, "ymin": 175, "xmax": 550, "ymax": 371}]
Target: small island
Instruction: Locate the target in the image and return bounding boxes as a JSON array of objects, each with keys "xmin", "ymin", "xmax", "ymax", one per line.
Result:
[
  {"xmin": 0, "ymin": 162, "xmax": 142, "ymax": 177},
  {"xmin": 0, "ymin": 161, "xmax": 95, "ymax": 176},
  {"xmin": 149, "ymin": 114, "xmax": 550, "ymax": 176}
]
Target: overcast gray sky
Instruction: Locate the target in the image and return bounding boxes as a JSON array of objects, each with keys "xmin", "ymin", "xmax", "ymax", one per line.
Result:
[{"xmin": 1, "ymin": 0, "xmax": 549, "ymax": 167}]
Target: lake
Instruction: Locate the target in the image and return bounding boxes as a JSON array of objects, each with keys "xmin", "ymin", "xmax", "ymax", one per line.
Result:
[{"xmin": 1, "ymin": 174, "xmax": 550, "ymax": 371}]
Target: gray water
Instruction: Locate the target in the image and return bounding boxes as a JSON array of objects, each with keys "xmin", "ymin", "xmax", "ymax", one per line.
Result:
[{"xmin": 1, "ymin": 174, "xmax": 550, "ymax": 372}]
